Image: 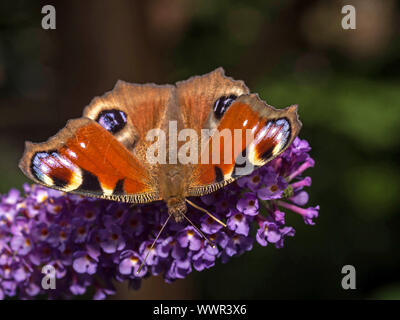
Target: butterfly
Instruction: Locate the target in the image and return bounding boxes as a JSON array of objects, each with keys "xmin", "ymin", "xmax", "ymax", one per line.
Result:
[{"xmin": 19, "ymin": 68, "xmax": 301, "ymax": 223}]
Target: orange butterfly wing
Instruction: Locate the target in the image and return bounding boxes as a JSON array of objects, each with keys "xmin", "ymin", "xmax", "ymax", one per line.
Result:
[
  {"xmin": 20, "ymin": 81, "xmax": 176, "ymax": 203},
  {"xmin": 83, "ymin": 80, "xmax": 174, "ymax": 163},
  {"xmin": 187, "ymin": 94, "xmax": 302, "ymax": 196},
  {"xmin": 19, "ymin": 118, "xmax": 159, "ymax": 203}
]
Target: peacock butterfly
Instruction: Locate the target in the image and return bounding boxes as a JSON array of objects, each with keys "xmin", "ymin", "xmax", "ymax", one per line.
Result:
[{"xmin": 19, "ymin": 68, "xmax": 301, "ymax": 223}]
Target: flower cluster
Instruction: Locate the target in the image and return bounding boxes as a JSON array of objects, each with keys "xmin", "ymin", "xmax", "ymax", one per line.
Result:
[{"xmin": 0, "ymin": 137, "xmax": 319, "ymax": 299}]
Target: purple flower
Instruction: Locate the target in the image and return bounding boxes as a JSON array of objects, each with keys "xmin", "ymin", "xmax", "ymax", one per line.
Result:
[
  {"xmin": 70, "ymin": 275, "xmax": 90, "ymax": 295},
  {"xmin": 278, "ymin": 202, "xmax": 319, "ymax": 225},
  {"xmin": 157, "ymin": 236, "xmax": 186, "ymax": 260},
  {"xmin": 257, "ymin": 168, "xmax": 288, "ymax": 200},
  {"xmin": 13, "ymin": 265, "xmax": 29, "ymax": 282},
  {"xmin": 275, "ymin": 227, "xmax": 296, "ymax": 249},
  {"xmin": 222, "ymin": 234, "xmax": 253, "ymax": 261},
  {"xmin": 139, "ymin": 241, "xmax": 158, "ymax": 266},
  {"xmin": 10, "ymin": 235, "xmax": 32, "ymax": 255},
  {"xmin": 3, "ymin": 189, "xmax": 20, "ymax": 206},
  {"xmin": 237, "ymin": 171, "xmax": 263, "ymax": 191},
  {"xmin": 200, "ymin": 215, "xmax": 223, "ymax": 234},
  {"xmin": 124, "ymin": 211, "xmax": 145, "ymax": 236},
  {"xmin": 289, "ymin": 190, "xmax": 309, "ymax": 206},
  {"xmin": 192, "ymin": 244, "xmax": 219, "ymax": 271},
  {"xmin": 72, "ymin": 251, "xmax": 97, "ymax": 275},
  {"xmin": 256, "ymin": 221, "xmax": 279, "ymax": 246},
  {"xmin": 74, "ymin": 203, "xmax": 99, "ymax": 223},
  {"xmin": 98, "ymin": 225, "xmax": 125, "ymax": 254},
  {"xmin": 166, "ymin": 258, "xmax": 192, "ymax": 280},
  {"xmin": 93, "ymin": 285, "xmax": 115, "ymax": 300},
  {"xmin": 118, "ymin": 250, "xmax": 147, "ymax": 277},
  {"xmin": 236, "ymin": 193, "xmax": 259, "ymax": 216},
  {"xmin": 255, "ymin": 220, "xmax": 295, "ymax": 248},
  {"xmin": 0, "ymin": 136, "xmax": 319, "ymax": 299},
  {"xmin": 227, "ymin": 211, "xmax": 250, "ymax": 236},
  {"xmin": 177, "ymin": 227, "xmax": 202, "ymax": 251}
]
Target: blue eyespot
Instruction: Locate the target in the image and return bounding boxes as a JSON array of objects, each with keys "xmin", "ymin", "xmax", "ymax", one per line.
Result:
[
  {"xmin": 213, "ymin": 95, "xmax": 237, "ymax": 119},
  {"xmin": 96, "ymin": 109, "xmax": 127, "ymax": 134}
]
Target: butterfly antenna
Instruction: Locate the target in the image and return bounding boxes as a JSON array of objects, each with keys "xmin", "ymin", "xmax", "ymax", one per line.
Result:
[
  {"xmin": 181, "ymin": 211, "xmax": 215, "ymax": 248},
  {"xmin": 185, "ymin": 199, "xmax": 227, "ymax": 228},
  {"xmin": 137, "ymin": 214, "xmax": 172, "ymax": 274}
]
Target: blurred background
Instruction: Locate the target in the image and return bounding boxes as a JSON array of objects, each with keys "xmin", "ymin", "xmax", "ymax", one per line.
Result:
[{"xmin": 1, "ymin": 0, "xmax": 399, "ymax": 299}]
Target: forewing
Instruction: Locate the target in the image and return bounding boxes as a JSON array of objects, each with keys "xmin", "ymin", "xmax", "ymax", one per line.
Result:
[
  {"xmin": 83, "ymin": 80, "xmax": 174, "ymax": 164},
  {"xmin": 187, "ymin": 94, "xmax": 302, "ymax": 196},
  {"xmin": 176, "ymin": 67, "xmax": 249, "ymax": 135},
  {"xmin": 19, "ymin": 118, "xmax": 159, "ymax": 203}
]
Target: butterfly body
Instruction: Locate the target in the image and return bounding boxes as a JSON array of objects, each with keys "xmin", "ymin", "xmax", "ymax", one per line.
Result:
[{"xmin": 19, "ymin": 68, "xmax": 301, "ymax": 222}]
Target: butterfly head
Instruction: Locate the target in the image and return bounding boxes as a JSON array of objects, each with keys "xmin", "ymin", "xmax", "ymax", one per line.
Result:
[{"xmin": 166, "ymin": 197, "xmax": 187, "ymax": 222}]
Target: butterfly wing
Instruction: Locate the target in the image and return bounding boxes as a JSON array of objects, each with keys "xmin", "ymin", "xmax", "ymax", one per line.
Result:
[
  {"xmin": 20, "ymin": 81, "xmax": 176, "ymax": 203},
  {"xmin": 176, "ymin": 68, "xmax": 250, "ymax": 136},
  {"xmin": 83, "ymin": 80, "xmax": 174, "ymax": 164},
  {"xmin": 19, "ymin": 70, "xmax": 301, "ymax": 202},
  {"xmin": 19, "ymin": 118, "xmax": 160, "ymax": 203},
  {"xmin": 187, "ymin": 94, "xmax": 302, "ymax": 196}
]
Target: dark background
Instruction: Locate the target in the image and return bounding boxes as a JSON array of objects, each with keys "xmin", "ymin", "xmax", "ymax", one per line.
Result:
[{"xmin": 1, "ymin": 0, "xmax": 399, "ymax": 299}]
